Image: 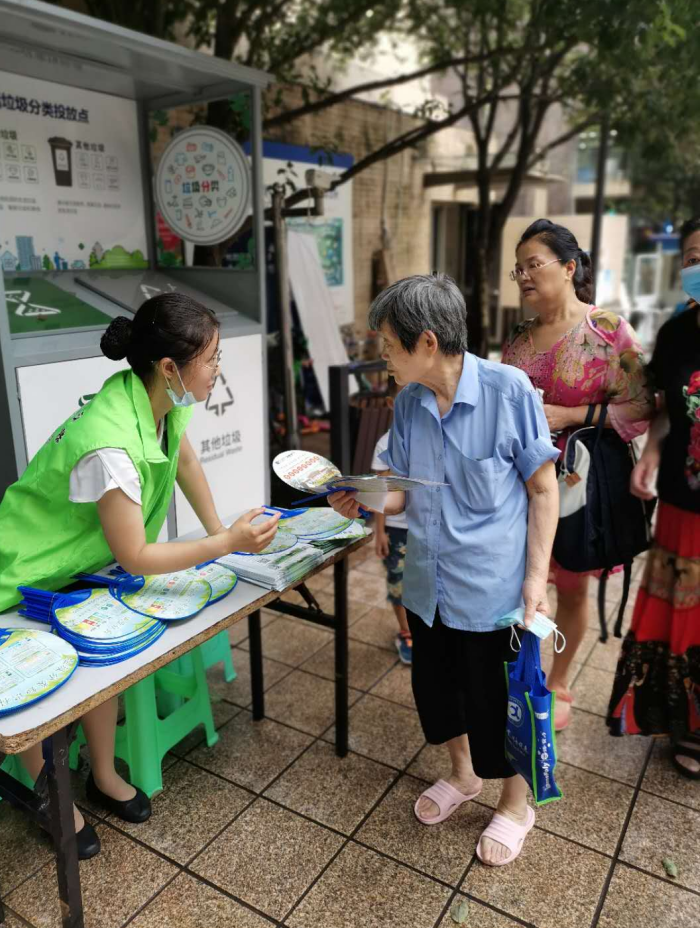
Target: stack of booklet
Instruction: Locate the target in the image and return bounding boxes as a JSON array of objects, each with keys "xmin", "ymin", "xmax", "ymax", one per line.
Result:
[
  {"xmin": 217, "ymin": 544, "xmax": 326, "ymax": 592},
  {"xmin": 216, "ymin": 508, "xmax": 368, "ymax": 591}
]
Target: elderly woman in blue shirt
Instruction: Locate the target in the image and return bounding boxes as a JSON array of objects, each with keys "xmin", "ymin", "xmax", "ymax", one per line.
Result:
[{"xmin": 330, "ymin": 274, "xmax": 560, "ymax": 867}]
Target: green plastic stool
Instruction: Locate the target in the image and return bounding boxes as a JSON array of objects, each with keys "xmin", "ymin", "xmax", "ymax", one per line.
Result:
[
  {"xmin": 200, "ymin": 629, "xmax": 237, "ymax": 682},
  {"xmin": 156, "ymin": 630, "xmax": 236, "ymax": 717},
  {"xmin": 70, "ymin": 641, "xmax": 225, "ymax": 798}
]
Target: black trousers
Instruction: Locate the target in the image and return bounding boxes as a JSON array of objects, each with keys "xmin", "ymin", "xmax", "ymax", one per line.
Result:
[{"xmin": 407, "ymin": 608, "xmax": 517, "ymax": 779}]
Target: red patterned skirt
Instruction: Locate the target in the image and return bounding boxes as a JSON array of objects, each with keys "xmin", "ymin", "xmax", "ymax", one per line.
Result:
[{"xmin": 607, "ymin": 501, "xmax": 700, "ymax": 740}]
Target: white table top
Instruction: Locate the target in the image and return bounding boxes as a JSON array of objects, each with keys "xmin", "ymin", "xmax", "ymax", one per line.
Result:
[{"xmin": 0, "ymin": 518, "xmax": 370, "ymax": 754}]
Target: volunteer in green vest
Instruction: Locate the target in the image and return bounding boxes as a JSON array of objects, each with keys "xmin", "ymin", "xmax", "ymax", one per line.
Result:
[{"xmin": 0, "ymin": 292, "xmax": 280, "ymax": 859}]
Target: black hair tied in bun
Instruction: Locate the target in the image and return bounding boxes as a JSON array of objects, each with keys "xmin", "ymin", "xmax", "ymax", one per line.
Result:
[
  {"xmin": 98, "ymin": 294, "xmax": 219, "ymax": 384},
  {"xmin": 101, "ymin": 316, "xmax": 133, "ymax": 361}
]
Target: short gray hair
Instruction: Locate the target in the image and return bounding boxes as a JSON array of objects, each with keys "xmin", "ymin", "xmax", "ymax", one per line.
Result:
[{"xmin": 368, "ymin": 273, "xmax": 468, "ymax": 355}]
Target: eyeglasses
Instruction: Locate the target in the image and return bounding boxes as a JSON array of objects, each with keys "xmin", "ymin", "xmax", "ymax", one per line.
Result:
[
  {"xmin": 509, "ymin": 258, "xmax": 560, "ymax": 281},
  {"xmin": 202, "ymin": 349, "xmax": 222, "ymax": 371}
]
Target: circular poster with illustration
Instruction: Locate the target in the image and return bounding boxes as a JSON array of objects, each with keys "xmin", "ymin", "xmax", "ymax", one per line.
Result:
[{"xmin": 154, "ymin": 127, "xmax": 251, "ymax": 245}]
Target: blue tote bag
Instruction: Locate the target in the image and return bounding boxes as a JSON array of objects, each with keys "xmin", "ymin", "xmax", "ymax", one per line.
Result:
[{"xmin": 504, "ymin": 631, "xmax": 562, "ymax": 806}]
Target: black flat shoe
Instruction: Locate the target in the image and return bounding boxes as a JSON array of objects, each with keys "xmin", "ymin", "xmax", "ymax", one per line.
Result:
[
  {"xmin": 85, "ymin": 772, "xmax": 152, "ymax": 824},
  {"xmin": 76, "ymin": 820, "xmax": 101, "ymax": 860},
  {"xmin": 38, "ymin": 813, "xmax": 101, "ymax": 860}
]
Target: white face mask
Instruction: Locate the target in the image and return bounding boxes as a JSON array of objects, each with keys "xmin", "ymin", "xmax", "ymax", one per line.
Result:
[
  {"xmin": 497, "ymin": 607, "xmax": 567, "ymax": 652},
  {"xmin": 164, "ymin": 367, "xmax": 199, "ymax": 408}
]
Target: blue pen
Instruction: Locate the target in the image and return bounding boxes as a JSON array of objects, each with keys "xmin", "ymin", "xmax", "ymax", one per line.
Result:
[{"xmin": 264, "ymin": 505, "xmax": 309, "ymax": 517}]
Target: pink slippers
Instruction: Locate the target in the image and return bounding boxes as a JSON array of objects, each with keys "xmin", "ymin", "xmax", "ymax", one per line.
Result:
[
  {"xmin": 414, "ymin": 779, "xmax": 481, "ymax": 825},
  {"xmin": 476, "ymin": 807, "xmax": 536, "ymax": 867}
]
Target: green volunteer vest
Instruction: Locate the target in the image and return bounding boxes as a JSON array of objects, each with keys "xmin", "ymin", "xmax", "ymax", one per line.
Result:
[{"xmin": 0, "ymin": 369, "xmax": 192, "ymax": 612}]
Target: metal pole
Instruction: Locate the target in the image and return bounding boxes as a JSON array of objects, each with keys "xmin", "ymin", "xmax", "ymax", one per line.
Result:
[
  {"xmin": 329, "ymin": 363, "xmax": 351, "ymax": 474},
  {"xmin": 251, "ymin": 85, "xmax": 271, "ymax": 505},
  {"xmin": 272, "ymin": 185, "xmax": 300, "ymax": 450},
  {"xmin": 590, "ymin": 116, "xmax": 610, "ymax": 304},
  {"xmin": 333, "ymin": 556, "xmax": 349, "ymax": 757},
  {"xmin": 248, "ymin": 610, "xmax": 265, "ymax": 721},
  {"xmin": 44, "ymin": 730, "xmax": 84, "ymax": 928}
]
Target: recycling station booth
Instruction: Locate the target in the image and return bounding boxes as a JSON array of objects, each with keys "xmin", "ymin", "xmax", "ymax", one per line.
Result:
[{"xmin": 0, "ymin": 0, "xmax": 272, "ymax": 532}]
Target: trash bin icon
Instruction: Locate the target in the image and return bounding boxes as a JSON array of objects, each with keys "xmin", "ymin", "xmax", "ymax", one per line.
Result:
[{"xmin": 48, "ymin": 137, "xmax": 74, "ymax": 186}]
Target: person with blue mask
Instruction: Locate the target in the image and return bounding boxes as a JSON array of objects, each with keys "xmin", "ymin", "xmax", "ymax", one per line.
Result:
[
  {"xmin": 612, "ymin": 217, "xmax": 700, "ymax": 780},
  {"xmin": 0, "ymin": 292, "xmax": 280, "ymax": 858},
  {"xmin": 329, "ymin": 274, "xmax": 560, "ymax": 867},
  {"xmin": 672, "ymin": 231, "xmax": 700, "ymax": 317}
]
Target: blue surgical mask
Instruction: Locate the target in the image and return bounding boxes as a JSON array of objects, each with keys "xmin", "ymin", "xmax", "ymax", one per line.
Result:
[
  {"xmin": 681, "ymin": 264, "xmax": 700, "ymax": 302},
  {"xmin": 497, "ymin": 607, "xmax": 567, "ymax": 652},
  {"xmin": 165, "ymin": 368, "xmax": 198, "ymax": 408}
]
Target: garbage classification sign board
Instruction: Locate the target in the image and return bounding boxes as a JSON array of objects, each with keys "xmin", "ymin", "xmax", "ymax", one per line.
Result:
[{"xmin": 0, "ymin": 70, "xmax": 148, "ymax": 273}]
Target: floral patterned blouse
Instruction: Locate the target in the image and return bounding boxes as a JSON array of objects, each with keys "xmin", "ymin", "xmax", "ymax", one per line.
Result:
[{"xmin": 501, "ymin": 308, "xmax": 653, "ymax": 445}]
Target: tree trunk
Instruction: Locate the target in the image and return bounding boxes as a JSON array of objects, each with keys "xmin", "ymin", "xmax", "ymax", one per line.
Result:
[{"xmin": 466, "ymin": 171, "xmax": 493, "ymax": 358}]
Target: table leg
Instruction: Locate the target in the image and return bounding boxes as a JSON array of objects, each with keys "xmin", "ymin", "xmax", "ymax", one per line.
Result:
[
  {"xmin": 334, "ymin": 557, "xmax": 349, "ymax": 757},
  {"xmin": 43, "ymin": 729, "xmax": 84, "ymax": 928},
  {"xmin": 248, "ymin": 610, "xmax": 265, "ymax": 721}
]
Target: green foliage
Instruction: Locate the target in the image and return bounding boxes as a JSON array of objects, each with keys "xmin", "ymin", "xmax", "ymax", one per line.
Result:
[
  {"xmin": 612, "ymin": 0, "xmax": 700, "ymax": 225},
  {"xmin": 227, "ymin": 93, "xmax": 252, "ymax": 139},
  {"xmin": 51, "ymin": 0, "xmax": 403, "ymax": 90},
  {"xmin": 394, "ymin": 0, "xmax": 695, "ymax": 353}
]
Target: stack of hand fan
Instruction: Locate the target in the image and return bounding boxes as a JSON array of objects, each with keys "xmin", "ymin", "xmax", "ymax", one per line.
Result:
[
  {"xmin": 17, "ymin": 562, "xmax": 239, "ymax": 667},
  {"xmin": 0, "ymin": 627, "xmax": 79, "ymax": 717},
  {"xmin": 274, "ymin": 507, "xmax": 367, "ymax": 552},
  {"xmin": 284, "ymin": 514, "xmax": 368, "ymax": 553},
  {"xmin": 18, "ymin": 586, "xmax": 169, "ymax": 666}
]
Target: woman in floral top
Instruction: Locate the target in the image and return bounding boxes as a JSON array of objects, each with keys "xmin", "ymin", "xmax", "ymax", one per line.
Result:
[
  {"xmin": 609, "ymin": 217, "xmax": 700, "ymax": 779},
  {"xmin": 503, "ymin": 219, "xmax": 653, "ymax": 731}
]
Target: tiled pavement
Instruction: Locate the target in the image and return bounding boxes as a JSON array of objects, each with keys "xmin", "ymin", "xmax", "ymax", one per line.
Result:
[{"xmin": 2, "ymin": 550, "xmax": 699, "ymax": 928}]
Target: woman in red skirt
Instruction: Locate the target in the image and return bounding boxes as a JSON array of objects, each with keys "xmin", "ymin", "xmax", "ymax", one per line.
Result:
[{"xmin": 608, "ymin": 217, "xmax": 700, "ymax": 778}]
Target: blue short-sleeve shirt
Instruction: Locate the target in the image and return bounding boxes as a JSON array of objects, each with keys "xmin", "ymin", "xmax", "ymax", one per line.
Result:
[{"xmin": 380, "ymin": 353, "xmax": 559, "ymax": 632}]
